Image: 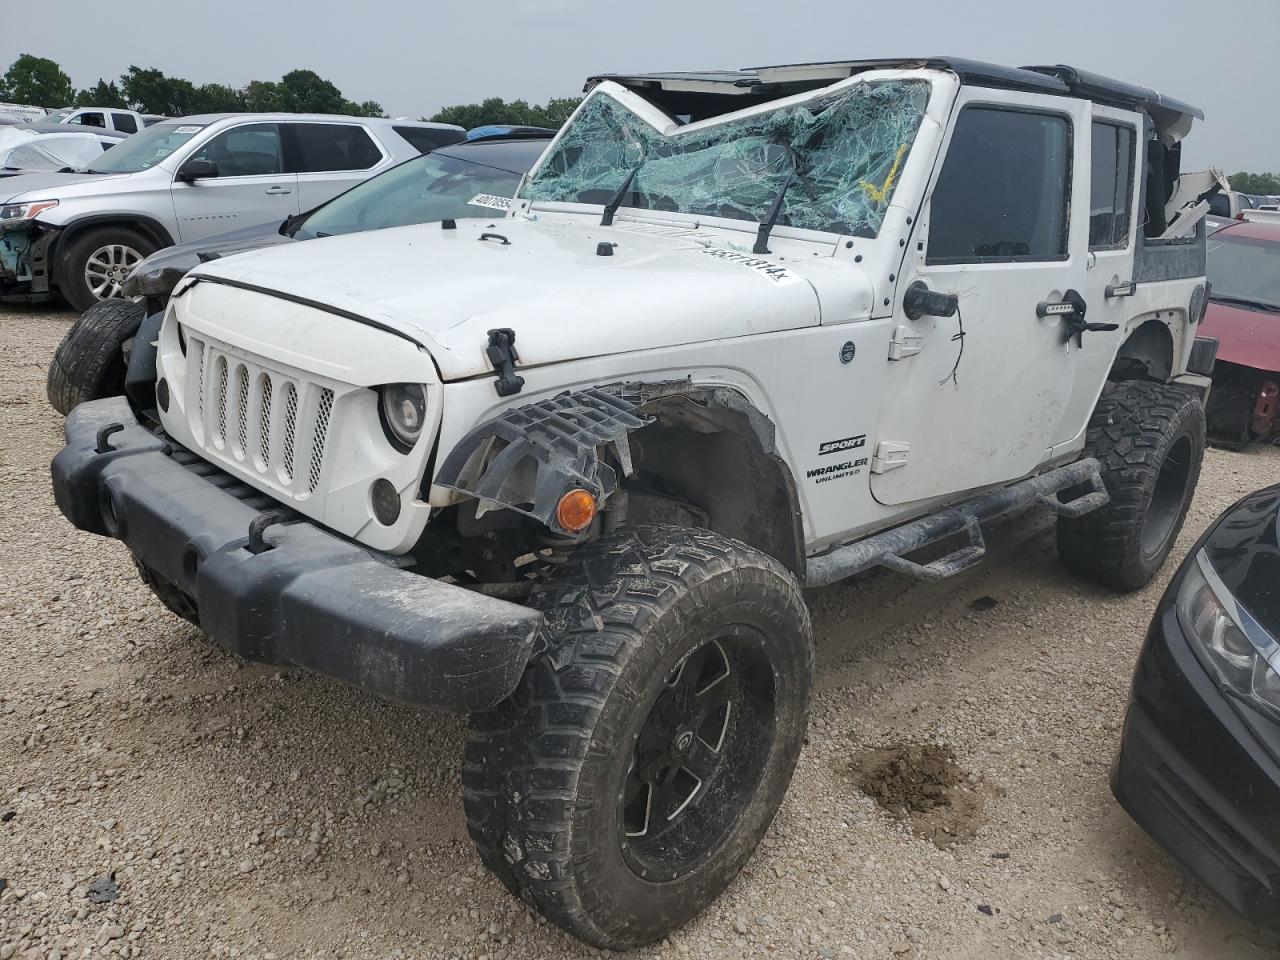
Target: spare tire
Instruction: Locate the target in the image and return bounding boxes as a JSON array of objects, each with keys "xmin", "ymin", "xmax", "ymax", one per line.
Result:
[{"xmin": 46, "ymin": 298, "xmax": 146, "ymax": 416}]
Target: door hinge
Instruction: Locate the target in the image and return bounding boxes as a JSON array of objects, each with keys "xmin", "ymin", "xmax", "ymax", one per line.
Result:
[
  {"xmin": 887, "ymin": 325, "xmax": 924, "ymax": 360},
  {"xmin": 871, "ymin": 441, "xmax": 910, "ymax": 474}
]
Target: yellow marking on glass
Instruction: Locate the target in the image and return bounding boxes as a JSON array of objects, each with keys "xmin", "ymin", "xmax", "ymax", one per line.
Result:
[{"xmin": 860, "ymin": 143, "xmax": 910, "ymax": 205}]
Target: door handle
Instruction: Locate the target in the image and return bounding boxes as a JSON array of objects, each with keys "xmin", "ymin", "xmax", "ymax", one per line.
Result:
[
  {"xmin": 1036, "ymin": 289, "xmax": 1118, "ymax": 347},
  {"xmin": 265, "ymin": 186, "xmax": 292, "ymax": 196}
]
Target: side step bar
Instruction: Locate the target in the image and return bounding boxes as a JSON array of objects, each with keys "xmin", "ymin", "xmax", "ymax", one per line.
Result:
[{"xmin": 805, "ymin": 458, "xmax": 1108, "ymax": 586}]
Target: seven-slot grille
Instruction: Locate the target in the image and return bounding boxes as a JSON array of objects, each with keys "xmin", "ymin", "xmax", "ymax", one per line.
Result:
[{"xmin": 186, "ymin": 336, "xmax": 335, "ymax": 497}]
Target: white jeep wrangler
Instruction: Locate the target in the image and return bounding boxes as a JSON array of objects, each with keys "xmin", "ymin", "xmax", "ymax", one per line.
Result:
[{"xmin": 52, "ymin": 57, "xmax": 1218, "ymax": 948}]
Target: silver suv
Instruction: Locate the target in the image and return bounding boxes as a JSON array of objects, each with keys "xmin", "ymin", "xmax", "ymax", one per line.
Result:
[{"xmin": 0, "ymin": 113, "xmax": 463, "ymax": 310}]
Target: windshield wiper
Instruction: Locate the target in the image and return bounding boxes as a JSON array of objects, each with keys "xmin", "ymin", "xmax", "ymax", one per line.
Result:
[
  {"xmin": 1212, "ymin": 293, "xmax": 1279, "ymax": 313},
  {"xmin": 600, "ymin": 156, "xmax": 645, "ymax": 227},
  {"xmin": 753, "ymin": 145, "xmax": 801, "ymax": 255}
]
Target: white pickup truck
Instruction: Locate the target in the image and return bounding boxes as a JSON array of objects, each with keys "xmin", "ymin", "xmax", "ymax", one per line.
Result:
[{"xmin": 44, "ymin": 106, "xmax": 151, "ymax": 134}]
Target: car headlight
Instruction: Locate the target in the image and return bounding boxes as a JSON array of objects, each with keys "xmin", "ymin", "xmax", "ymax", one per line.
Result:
[
  {"xmin": 1178, "ymin": 551, "xmax": 1280, "ymax": 720},
  {"xmin": 379, "ymin": 383, "xmax": 428, "ymax": 452},
  {"xmin": 0, "ymin": 199, "xmax": 58, "ymax": 224}
]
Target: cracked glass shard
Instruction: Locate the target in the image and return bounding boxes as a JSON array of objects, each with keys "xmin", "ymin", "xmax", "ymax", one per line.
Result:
[{"xmin": 522, "ymin": 79, "xmax": 931, "ymax": 239}]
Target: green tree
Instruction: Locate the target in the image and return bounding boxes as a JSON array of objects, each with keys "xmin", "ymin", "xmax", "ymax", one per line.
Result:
[
  {"xmin": 428, "ymin": 96, "xmax": 578, "ymax": 129},
  {"xmin": 1230, "ymin": 172, "xmax": 1280, "ymax": 195},
  {"xmin": 74, "ymin": 79, "xmax": 128, "ymax": 109},
  {"xmin": 1, "ymin": 54, "xmax": 74, "ymax": 107},
  {"xmin": 190, "ymin": 82, "xmax": 245, "ymax": 113},
  {"xmin": 344, "ymin": 99, "xmax": 386, "ymax": 118},
  {"xmin": 119, "ymin": 65, "xmax": 197, "ymax": 115},
  {"xmin": 278, "ymin": 69, "xmax": 345, "ymax": 113},
  {"xmin": 242, "ymin": 80, "xmax": 283, "ymax": 112}
]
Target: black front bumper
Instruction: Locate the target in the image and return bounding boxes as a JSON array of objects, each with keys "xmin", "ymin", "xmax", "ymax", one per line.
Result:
[
  {"xmin": 51, "ymin": 397, "xmax": 543, "ymax": 711},
  {"xmin": 1112, "ymin": 582, "xmax": 1280, "ymax": 932}
]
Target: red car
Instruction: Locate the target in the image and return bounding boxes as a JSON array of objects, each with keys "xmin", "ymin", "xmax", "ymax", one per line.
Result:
[{"xmin": 1202, "ymin": 220, "xmax": 1280, "ymax": 445}]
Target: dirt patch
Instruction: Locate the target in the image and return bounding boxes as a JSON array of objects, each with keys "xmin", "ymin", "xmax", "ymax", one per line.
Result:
[{"xmin": 844, "ymin": 742, "xmax": 987, "ymax": 849}]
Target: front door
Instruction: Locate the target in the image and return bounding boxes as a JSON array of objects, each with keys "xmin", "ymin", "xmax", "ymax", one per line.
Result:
[
  {"xmin": 170, "ymin": 122, "xmax": 298, "ymax": 243},
  {"xmin": 871, "ymin": 88, "xmax": 1090, "ymax": 507}
]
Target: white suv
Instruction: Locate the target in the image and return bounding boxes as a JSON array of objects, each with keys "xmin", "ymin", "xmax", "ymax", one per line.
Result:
[
  {"xmin": 0, "ymin": 113, "xmax": 463, "ymax": 309},
  {"xmin": 52, "ymin": 58, "xmax": 1219, "ymax": 949}
]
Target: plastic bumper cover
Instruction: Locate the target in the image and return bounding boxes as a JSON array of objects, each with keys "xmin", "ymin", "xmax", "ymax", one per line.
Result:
[
  {"xmin": 1112, "ymin": 596, "xmax": 1280, "ymax": 932},
  {"xmin": 51, "ymin": 396, "xmax": 544, "ymax": 711}
]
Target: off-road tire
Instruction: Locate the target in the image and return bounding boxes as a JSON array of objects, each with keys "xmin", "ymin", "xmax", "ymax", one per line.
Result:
[
  {"xmin": 46, "ymin": 298, "xmax": 146, "ymax": 416},
  {"xmin": 133, "ymin": 558, "xmax": 200, "ymax": 626},
  {"xmin": 1058, "ymin": 380, "xmax": 1205, "ymax": 591},
  {"xmin": 463, "ymin": 524, "xmax": 812, "ymax": 948},
  {"xmin": 58, "ymin": 226, "xmax": 155, "ymax": 313}
]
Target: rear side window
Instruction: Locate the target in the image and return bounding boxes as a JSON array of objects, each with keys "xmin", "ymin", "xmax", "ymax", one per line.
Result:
[
  {"xmin": 394, "ymin": 125, "xmax": 465, "ymax": 153},
  {"xmin": 1089, "ymin": 121, "xmax": 1135, "ymax": 249},
  {"xmin": 927, "ymin": 107, "xmax": 1072, "ymax": 263},
  {"xmin": 292, "ymin": 123, "xmax": 382, "ymax": 172},
  {"xmin": 70, "ymin": 111, "xmax": 105, "ymax": 128},
  {"xmin": 112, "ymin": 112, "xmax": 138, "ymax": 134},
  {"xmin": 1208, "ymin": 192, "xmax": 1231, "ymax": 217}
]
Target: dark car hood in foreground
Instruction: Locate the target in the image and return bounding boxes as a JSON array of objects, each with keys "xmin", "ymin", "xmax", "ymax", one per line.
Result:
[
  {"xmin": 1204, "ymin": 484, "xmax": 1280, "ymax": 632},
  {"xmin": 124, "ymin": 220, "xmax": 293, "ymax": 299}
]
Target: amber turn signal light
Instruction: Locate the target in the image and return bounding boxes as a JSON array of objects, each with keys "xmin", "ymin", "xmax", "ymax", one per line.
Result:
[{"xmin": 556, "ymin": 488, "xmax": 597, "ymax": 532}]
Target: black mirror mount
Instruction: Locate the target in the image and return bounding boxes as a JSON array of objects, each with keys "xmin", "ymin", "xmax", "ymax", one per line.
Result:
[
  {"xmin": 177, "ymin": 158, "xmax": 218, "ymax": 183},
  {"xmin": 903, "ymin": 280, "xmax": 960, "ymax": 321}
]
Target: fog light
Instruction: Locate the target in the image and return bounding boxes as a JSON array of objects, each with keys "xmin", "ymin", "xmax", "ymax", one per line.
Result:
[
  {"xmin": 556, "ymin": 488, "xmax": 597, "ymax": 533},
  {"xmin": 371, "ymin": 478, "xmax": 401, "ymax": 526},
  {"xmin": 156, "ymin": 377, "xmax": 170, "ymax": 412}
]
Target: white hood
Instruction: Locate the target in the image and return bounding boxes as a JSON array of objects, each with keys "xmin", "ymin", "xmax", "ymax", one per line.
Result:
[{"xmin": 184, "ymin": 215, "xmax": 869, "ymax": 381}]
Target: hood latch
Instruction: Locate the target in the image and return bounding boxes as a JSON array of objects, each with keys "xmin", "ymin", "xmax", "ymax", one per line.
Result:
[{"xmin": 486, "ymin": 328, "xmax": 525, "ymax": 397}]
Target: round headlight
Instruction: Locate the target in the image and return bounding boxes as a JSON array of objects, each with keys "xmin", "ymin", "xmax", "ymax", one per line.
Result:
[{"xmin": 380, "ymin": 383, "xmax": 428, "ymax": 451}]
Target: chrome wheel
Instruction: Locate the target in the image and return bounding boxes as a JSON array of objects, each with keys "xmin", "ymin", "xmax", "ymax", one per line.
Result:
[{"xmin": 83, "ymin": 243, "xmax": 143, "ymax": 300}]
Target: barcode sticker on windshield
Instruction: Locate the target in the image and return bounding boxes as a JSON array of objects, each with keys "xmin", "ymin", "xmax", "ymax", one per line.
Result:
[
  {"xmin": 468, "ymin": 194, "xmax": 513, "ymax": 211},
  {"xmin": 174, "ymin": 125, "xmax": 202, "ymax": 134}
]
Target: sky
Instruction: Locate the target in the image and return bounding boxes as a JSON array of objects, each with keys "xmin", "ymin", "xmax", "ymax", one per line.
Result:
[{"xmin": 4, "ymin": 0, "xmax": 1278, "ymax": 171}]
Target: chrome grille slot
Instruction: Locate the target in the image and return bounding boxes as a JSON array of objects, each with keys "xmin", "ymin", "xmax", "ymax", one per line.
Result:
[{"xmin": 191, "ymin": 344, "xmax": 338, "ymax": 500}]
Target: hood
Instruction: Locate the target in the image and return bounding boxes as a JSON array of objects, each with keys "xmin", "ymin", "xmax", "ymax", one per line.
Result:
[
  {"xmin": 185, "ymin": 215, "xmax": 859, "ymax": 381},
  {"xmin": 0, "ymin": 169, "xmax": 128, "ymax": 202},
  {"xmin": 1204, "ymin": 484, "xmax": 1280, "ymax": 635},
  {"xmin": 1200, "ymin": 300, "xmax": 1280, "ymax": 371},
  {"xmin": 124, "ymin": 219, "xmax": 292, "ymax": 300}
]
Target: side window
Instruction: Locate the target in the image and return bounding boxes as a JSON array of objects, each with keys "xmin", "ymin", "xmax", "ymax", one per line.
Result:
[
  {"xmin": 112, "ymin": 113, "xmax": 138, "ymax": 134},
  {"xmin": 188, "ymin": 123, "xmax": 285, "ymax": 177},
  {"xmin": 291, "ymin": 123, "xmax": 383, "ymax": 172},
  {"xmin": 927, "ymin": 106, "xmax": 1072, "ymax": 263},
  {"xmin": 71, "ymin": 112, "xmax": 106, "ymax": 128},
  {"xmin": 1208, "ymin": 192, "xmax": 1231, "ymax": 218},
  {"xmin": 1088, "ymin": 121, "xmax": 1136, "ymax": 249}
]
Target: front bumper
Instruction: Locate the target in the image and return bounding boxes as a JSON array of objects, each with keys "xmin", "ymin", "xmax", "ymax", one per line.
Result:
[
  {"xmin": 0, "ymin": 223, "xmax": 56, "ymax": 300},
  {"xmin": 51, "ymin": 396, "xmax": 544, "ymax": 711},
  {"xmin": 1112, "ymin": 590, "xmax": 1280, "ymax": 932}
]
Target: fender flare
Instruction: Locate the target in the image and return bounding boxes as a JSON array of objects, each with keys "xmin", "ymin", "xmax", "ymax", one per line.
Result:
[{"xmin": 50, "ymin": 214, "xmax": 176, "ymax": 286}]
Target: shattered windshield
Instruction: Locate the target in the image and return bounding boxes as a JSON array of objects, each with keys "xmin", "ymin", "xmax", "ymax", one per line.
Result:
[{"xmin": 521, "ymin": 79, "xmax": 930, "ymax": 239}]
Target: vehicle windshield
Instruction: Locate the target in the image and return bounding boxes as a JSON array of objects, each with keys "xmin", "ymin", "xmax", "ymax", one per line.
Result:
[
  {"xmin": 86, "ymin": 122, "xmax": 206, "ymax": 174},
  {"xmin": 520, "ymin": 79, "xmax": 930, "ymax": 239},
  {"xmin": 46, "ymin": 108, "xmax": 74, "ymax": 123},
  {"xmin": 292, "ymin": 151, "xmax": 524, "ymax": 240},
  {"xmin": 1208, "ymin": 232, "xmax": 1280, "ymax": 312}
]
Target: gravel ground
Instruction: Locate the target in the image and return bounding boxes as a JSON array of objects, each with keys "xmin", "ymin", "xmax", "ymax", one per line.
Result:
[{"xmin": 2, "ymin": 305, "xmax": 1279, "ymax": 960}]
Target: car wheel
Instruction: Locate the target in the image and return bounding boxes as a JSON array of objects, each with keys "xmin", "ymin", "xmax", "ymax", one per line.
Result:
[
  {"xmin": 46, "ymin": 298, "xmax": 146, "ymax": 415},
  {"xmin": 463, "ymin": 524, "xmax": 812, "ymax": 948},
  {"xmin": 1057, "ymin": 380, "xmax": 1206, "ymax": 592},
  {"xmin": 59, "ymin": 227, "xmax": 155, "ymax": 313}
]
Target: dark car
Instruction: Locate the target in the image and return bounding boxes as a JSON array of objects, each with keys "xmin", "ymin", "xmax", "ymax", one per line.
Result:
[
  {"xmin": 1113, "ymin": 483, "xmax": 1280, "ymax": 934},
  {"xmin": 46, "ymin": 132, "xmax": 551, "ymax": 416},
  {"xmin": 1200, "ymin": 220, "xmax": 1280, "ymax": 446}
]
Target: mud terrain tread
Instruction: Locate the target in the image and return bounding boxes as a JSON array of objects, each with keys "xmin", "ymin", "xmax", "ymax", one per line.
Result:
[
  {"xmin": 47, "ymin": 298, "xmax": 145, "ymax": 416},
  {"xmin": 462, "ymin": 524, "xmax": 810, "ymax": 948},
  {"xmin": 1057, "ymin": 380, "xmax": 1205, "ymax": 591}
]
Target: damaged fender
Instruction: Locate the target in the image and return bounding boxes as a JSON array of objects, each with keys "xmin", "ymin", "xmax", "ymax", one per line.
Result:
[{"xmin": 433, "ymin": 388, "xmax": 650, "ymax": 533}]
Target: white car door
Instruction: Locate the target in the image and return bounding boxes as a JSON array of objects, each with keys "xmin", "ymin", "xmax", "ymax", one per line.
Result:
[
  {"xmin": 169, "ymin": 122, "xmax": 299, "ymax": 243},
  {"xmin": 287, "ymin": 121, "xmax": 388, "ymax": 213},
  {"xmin": 871, "ymin": 87, "xmax": 1090, "ymax": 507}
]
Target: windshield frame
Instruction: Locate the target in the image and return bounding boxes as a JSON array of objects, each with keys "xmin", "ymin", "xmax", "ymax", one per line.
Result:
[{"xmin": 516, "ymin": 72, "xmax": 939, "ymax": 245}]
